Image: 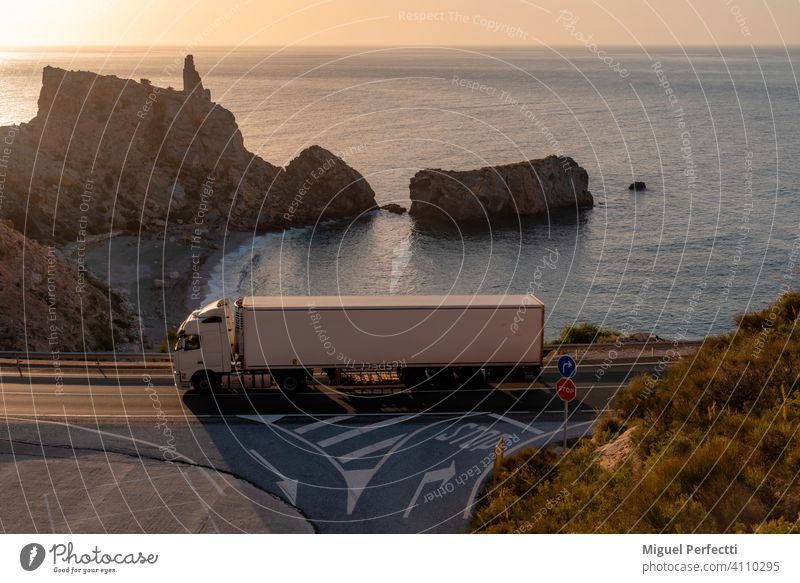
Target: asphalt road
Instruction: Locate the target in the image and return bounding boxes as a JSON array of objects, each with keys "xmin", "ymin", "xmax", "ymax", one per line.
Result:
[{"xmin": 0, "ymin": 361, "xmax": 658, "ymax": 532}]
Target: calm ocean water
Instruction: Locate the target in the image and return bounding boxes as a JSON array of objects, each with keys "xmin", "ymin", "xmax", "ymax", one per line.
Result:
[{"xmin": 2, "ymin": 46, "xmax": 799, "ymax": 339}]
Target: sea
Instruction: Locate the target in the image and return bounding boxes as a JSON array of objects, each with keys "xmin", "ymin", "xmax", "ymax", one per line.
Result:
[{"xmin": 2, "ymin": 46, "xmax": 799, "ymax": 340}]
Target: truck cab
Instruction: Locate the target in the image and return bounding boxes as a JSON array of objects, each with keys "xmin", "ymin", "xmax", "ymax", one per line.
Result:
[{"xmin": 172, "ymin": 299, "xmax": 234, "ymax": 390}]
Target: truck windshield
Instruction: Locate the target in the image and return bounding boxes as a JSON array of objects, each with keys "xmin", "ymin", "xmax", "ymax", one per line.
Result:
[
  {"xmin": 175, "ymin": 334, "xmax": 201, "ymax": 351},
  {"xmin": 184, "ymin": 334, "xmax": 201, "ymax": 350}
]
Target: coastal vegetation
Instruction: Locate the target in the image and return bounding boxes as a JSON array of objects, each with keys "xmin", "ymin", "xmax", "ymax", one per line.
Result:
[
  {"xmin": 474, "ymin": 293, "xmax": 800, "ymax": 533},
  {"xmin": 554, "ymin": 321, "xmax": 621, "ymax": 344},
  {"xmin": 158, "ymin": 328, "xmax": 179, "ymax": 353}
]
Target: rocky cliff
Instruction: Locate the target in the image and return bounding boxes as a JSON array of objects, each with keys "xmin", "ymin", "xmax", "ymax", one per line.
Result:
[
  {"xmin": 408, "ymin": 155, "xmax": 593, "ymax": 224},
  {"xmin": 0, "ymin": 57, "xmax": 376, "ymax": 244},
  {"xmin": 0, "ymin": 220, "xmax": 132, "ymax": 351}
]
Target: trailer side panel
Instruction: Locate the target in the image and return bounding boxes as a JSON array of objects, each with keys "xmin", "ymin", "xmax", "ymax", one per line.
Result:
[{"xmin": 240, "ymin": 302, "xmax": 543, "ymax": 369}]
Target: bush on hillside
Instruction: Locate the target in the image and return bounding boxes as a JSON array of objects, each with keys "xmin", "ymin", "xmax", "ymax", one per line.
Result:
[
  {"xmin": 473, "ymin": 292, "xmax": 800, "ymax": 533},
  {"xmin": 555, "ymin": 322, "xmax": 620, "ymax": 344}
]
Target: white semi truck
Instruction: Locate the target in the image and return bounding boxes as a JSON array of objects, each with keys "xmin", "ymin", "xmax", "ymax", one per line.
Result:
[{"xmin": 172, "ymin": 295, "xmax": 544, "ymax": 392}]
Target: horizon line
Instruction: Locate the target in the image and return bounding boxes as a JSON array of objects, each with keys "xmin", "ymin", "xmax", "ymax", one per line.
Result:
[{"xmin": 2, "ymin": 43, "xmax": 800, "ymax": 51}]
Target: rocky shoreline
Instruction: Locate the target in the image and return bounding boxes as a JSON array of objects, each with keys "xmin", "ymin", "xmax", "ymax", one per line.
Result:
[
  {"xmin": 0, "ymin": 57, "xmax": 379, "ymax": 350},
  {"xmin": 0, "ymin": 54, "xmax": 599, "ymax": 351}
]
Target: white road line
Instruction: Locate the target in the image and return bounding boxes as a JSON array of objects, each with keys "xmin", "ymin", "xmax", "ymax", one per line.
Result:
[
  {"xmin": 487, "ymin": 413, "xmax": 544, "ymax": 434},
  {"xmin": 0, "ymin": 392, "xmax": 183, "ymax": 396},
  {"xmin": 43, "ymin": 493, "xmax": 56, "ymax": 533},
  {"xmin": 249, "ymin": 449, "xmax": 299, "ymax": 506},
  {"xmin": 337, "ymin": 435, "xmax": 405, "ymax": 463},
  {"xmin": 0, "ymin": 375, "xmax": 174, "ymax": 380},
  {"xmin": 295, "ymin": 415, "xmax": 353, "ymax": 435},
  {"xmin": 237, "ymin": 415, "xmax": 285, "ymax": 425},
  {"xmin": 403, "ymin": 461, "xmax": 456, "ymax": 518},
  {"xmin": 1, "ymin": 411, "xmax": 578, "ymax": 420},
  {"xmin": 317, "ymin": 414, "xmax": 416, "ymax": 448},
  {"xmin": 249, "ymin": 449, "xmax": 288, "ymax": 480},
  {"xmin": 0, "ymin": 414, "xmax": 221, "ymax": 420}
]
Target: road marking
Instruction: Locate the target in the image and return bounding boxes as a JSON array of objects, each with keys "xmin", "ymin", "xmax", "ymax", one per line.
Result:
[
  {"xmin": 266, "ymin": 416, "xmax": 458, "ymax": 515},
  {"xmin": 487, "ymin": 413, "xmax": 544, "ymax": 434},
  {"xmin": 403, "ymin": 461, "xmax": 456, "ymax": 518},
  {"xmin": 342, "ymin": 468, "xmax": 376, "ymax": 514},
  {"xmin": 43, "ymin": 493, "xmax": 56, "ymax": 533},
  {"xmin": 337, "ymin": 435, "xmax": 405, "ymax": 463},
  {"xmin": 317, "ymin": 414, "xmax": 415, "ymax": 448},
  {"xmin": 249, "ymin": 449, "xmax": 298, "ymax": 506},
  {"xmin": 295, "ymin": 415, "xmax": 353, "ymax": 435},
  {"xmin": 276, "ymin": 479, "xmax": 299, "ymax": 507},
  {"xmin": 237, "ymin": 415, "xmax": 285, "ymax": 425}
]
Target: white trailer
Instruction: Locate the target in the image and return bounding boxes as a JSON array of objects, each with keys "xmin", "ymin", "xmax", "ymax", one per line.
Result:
[{"xmin": 172, "ymin": 295, "xmax": 544, "ymax": 392}]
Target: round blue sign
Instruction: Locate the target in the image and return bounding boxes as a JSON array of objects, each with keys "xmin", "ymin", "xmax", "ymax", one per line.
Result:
[{"xmin": 557, "ymin": 355, "xmax": 577, "ymax": 378}]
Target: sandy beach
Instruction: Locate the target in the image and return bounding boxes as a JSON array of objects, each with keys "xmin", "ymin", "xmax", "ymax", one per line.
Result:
[{"xmin": 77, "ymin": 231, "xmax": 255, "ymax": 349}]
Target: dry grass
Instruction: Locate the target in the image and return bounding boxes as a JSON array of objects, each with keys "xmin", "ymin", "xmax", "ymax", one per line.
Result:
[{"xmin": 473, "ymin": 293, "xmax": 800, "ymax": 533}]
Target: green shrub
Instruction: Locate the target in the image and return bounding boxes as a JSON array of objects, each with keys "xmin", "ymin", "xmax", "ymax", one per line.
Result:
[
  {"xmin": 473, "ymin": 293, "xmax": 800, "ymax": 533},
  {"xmin": 554, "ymin": 322, "xmax": 620, "ymax": 344},
  {"xmin": 157, "ymin": 328, "xmax": 178, "ymax": 353}
]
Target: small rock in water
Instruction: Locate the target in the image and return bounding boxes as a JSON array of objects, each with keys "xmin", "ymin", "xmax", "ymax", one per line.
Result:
[
  {"xmin": 381, "ymin": 203, "xmax": 407, "ymax": 215},
  {"xmin": 629, "ymin": 181, "xmax": 647, "ymax": 191}
]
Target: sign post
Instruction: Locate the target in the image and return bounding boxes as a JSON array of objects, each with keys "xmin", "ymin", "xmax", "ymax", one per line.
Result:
[{"xmin": 556, "ymin": 355, "xmax": 577, "ymax": 450}]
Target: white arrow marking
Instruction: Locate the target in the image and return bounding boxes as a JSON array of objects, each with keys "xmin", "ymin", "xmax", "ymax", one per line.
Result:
[
  {"xmin": 237, "ymin": 414, "xmax": 285, "ymax": 425},
  {"xmin": 403, "ymin": 461, "xmax": 457, "ymax": 518},
  {"xmin": 295, "ymin": 415, "xmax": 353, "ymax": 434},
  {"xmin": 343, "ymin": 468, "xmax": 378, "ymax": 514},
  {"xmin": 277, "ymin": 479, "xmax": 299, "ymax": 506},
  {"xmin": 337, "ymin": 435, "xmax": 405, "ymax": 463},
  {"xmin": 318, "ymin": 414, "xmax": 415, "ymax": 447},
  {"xmin": 249, "ymin": 449, "xmax": 299, "ymax": 506}
]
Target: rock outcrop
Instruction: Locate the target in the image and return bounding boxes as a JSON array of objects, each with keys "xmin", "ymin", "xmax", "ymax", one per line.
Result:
[
  {"xmin": 380, "ymin": 203, "xmax": 407, "ymax": 215},
  {"xmin": 408, "ymin": 155, "xmax": 593, "ymax": 224},
  {"xmin": 0, "ymin": 220, "xmax": 131, "ymax": 351},
  {"xmin": 594, "ymin": 425, "xmax": 637, "ymax": 471},
  {"xmin": 0, "ymin": 56, "xmax": 376, "ymax": 244},
  {"xmin": 275, "ymin": 145, "xmax": 378, "ymax": 226},
  {"xmin": 182, "ymin": 55, "xmax": 210, "ymax": 100}
]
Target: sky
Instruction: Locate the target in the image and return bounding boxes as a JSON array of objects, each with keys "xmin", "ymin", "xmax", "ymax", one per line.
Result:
[{"xmin": 1, "ymin": 0, "xmax": 798, "ymax": 48}]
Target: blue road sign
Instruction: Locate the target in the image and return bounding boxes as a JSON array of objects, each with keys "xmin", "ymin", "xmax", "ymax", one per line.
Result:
[{"xmin": 557, "ymin": 355, "xmax": 577, "ymax": 378}]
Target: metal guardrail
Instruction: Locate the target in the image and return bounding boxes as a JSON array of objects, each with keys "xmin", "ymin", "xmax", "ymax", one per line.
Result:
[
  {"xmin": 542, "ymin": 339, "xmax": 706, "ymax": 362},
  {"xmin": 0, "ymin": 351, "xmax": 172, "ymax": 378},
  {"xmin": 0, "ymin": 339, "xmax": 707, "ymax": 371},
  {"xmin": 0, "ymin": 351, "xmax": 172, "ymax": 361}
]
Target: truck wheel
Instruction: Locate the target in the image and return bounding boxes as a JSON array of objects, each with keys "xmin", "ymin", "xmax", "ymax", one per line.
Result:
[
  {"xmin": 191, "ymin": 370, "xmax": 219, "ymax": 393},
  {"xmin": 275, "ymin": 370, "xmax": 307, "ymax": 393}
]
